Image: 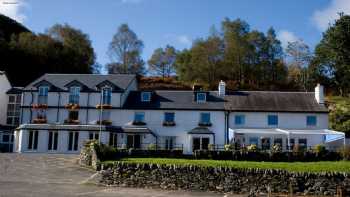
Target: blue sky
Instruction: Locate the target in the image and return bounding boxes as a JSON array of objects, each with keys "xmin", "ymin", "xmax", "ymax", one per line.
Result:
[{"xmin": 1, "ymin": 0, "xmax": 349, "ymax": 71}]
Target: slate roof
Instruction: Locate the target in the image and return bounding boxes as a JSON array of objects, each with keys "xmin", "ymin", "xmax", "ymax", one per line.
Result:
[
  {"xmin": 224, "ymin": 91, "xmax": 328, "ymax": 113},
  {"xmin": 6, "ymin": 87, "xmax": 23, "ymax": 94},
  {"xmin": 123, "ymin": 91, "xmax": 225, "ymax": 110},
  {"xmin": 123, "ymin": 90, "xmax": 328, "ymax": 112},
  {"xmin": 23, "ymin": 74, "xmax": 136, "ymax": 92}
]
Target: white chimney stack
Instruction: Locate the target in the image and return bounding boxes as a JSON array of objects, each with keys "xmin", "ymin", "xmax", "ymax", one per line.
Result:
[
  {"xmin": 315, "ymin": 84, "xmax": 324, "ymax": 104},
  {"xmin": 218, "ymin": 80, "xmax": 226, "ymax": 96}
]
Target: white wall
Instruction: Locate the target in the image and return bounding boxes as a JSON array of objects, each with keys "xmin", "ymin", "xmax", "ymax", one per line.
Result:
[
  {"xmin": 228, "ymin": 112, "xmax": 328, "ymax": 129},
  {"xmin": 0, "ymin": 73, "xmax": 12, "ymax": 125}
]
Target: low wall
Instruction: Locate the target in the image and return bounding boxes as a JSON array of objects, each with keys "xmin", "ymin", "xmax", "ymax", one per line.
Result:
[
  {"xmin": 99, "ymin": 162, "xmax": 350, "ymax": 196},
  {"xmin": 79, "ymin": 142, "xmax": 100, "ymax": 170}
]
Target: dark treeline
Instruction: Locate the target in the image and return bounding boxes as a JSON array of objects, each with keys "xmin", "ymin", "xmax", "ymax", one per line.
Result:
[{"xmin": 0, "ymin": 13, "xmax": 349, "ymax": 96}]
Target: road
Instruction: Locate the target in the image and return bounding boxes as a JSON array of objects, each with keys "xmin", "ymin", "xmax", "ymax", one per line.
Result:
[{"xmin": 0, "ymin": 154, "xmax": 237, "ymax": 197}]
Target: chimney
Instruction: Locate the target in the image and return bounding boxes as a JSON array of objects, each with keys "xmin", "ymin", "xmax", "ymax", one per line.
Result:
[
  {"xmin": 218, "ymin": 80, "xmax": 226, "ymax": 96},
  {"xmin": 315, "ymin": 84, "xmax": 324, "ymax": 104}
]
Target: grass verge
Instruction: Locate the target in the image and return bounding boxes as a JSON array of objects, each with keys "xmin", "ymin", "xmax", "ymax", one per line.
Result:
[{"xmin": 102, "ymin": 158, "xmax": 350, "ymax": 173}]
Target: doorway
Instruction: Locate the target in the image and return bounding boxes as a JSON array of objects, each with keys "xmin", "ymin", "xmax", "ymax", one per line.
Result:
[{"xmin": 127, "ymin": 134, "xmax": 141, "ymax": 149}]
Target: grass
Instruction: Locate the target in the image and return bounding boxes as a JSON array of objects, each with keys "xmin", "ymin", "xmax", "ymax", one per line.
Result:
[{"xmin": 103, "ymin": 158, "xmax": 350, "ymax": 173}]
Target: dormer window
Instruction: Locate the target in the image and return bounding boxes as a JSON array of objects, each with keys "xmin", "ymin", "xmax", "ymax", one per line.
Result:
[
  {"xmin": 196, "ymin": 93, "xmax": 206, "ymax": 103},
  {"xmin": 102, "ymin": 87, "xmax": 112, "ymax": 105},
  {"xmin": 38, "ymin": 86, "xmax": 49, "ymax": 104},
  {"xmin": 69, "ymin": 86, "xmax": 80, "ymax": 104},
  {"xmin": 141, "ymin": 92, "xmax": 151, "ymax": 102}
]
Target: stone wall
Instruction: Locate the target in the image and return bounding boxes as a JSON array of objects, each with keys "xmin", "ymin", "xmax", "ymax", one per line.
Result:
[
  {"xmin": 79, "ymin": 142, "xmax": 100, "ymax": 170},
  {"xmin": 99, "ymin": 162, "xmax": 350, "ymax": 196}
]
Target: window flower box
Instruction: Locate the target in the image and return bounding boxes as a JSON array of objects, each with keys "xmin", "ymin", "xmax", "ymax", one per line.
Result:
[
  {"xmin": 32, "ymin": 104, "xmax": 48, "ymax": 109},
  {"xmin": 163, "ymin": 121, "xmax": 176, "ymax": 127},
  {"xmin": 65, "ymin": 103, "xmax": 80, "ymax": 110},
  {"xmin": 96, "ymin": 104, "xmax": 112, "ymax": 109},
  {"xmin": 96, "ymin": 120, "xmax": 112, "ymax": 126},
  {"xmin": 32, "ymin": 118, "xmax": 47, "ymax": 124},
  {"xmin": 64, "ymin": 119, "xmax": 80, "ymax": 124},
  {"xmin": 198, "ymin": 122, "xmax": 212, "ymax": 127},
  {"xmin": 132, "ymin": 121, "xmax": 146, "ymax": 126}
]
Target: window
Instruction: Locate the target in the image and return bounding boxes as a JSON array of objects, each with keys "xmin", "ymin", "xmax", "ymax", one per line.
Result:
[
  {"xmin": 7, "ymin": 94, "xmax": 21, "ymax": 126},
  {"xmin": 235, "ymin": 115, "xmax": 245, "ymax": 125},
  {"xmin": 89, "ymin": 132, "xmax": 99, "ymax": 140},
  {"xmin": 261, "ymin": 138, "xmax": 271, "ymax": 150},
  {"xmin": 200, "ymin": 113, "xmax": 210, "ymax": 123},
  {"xmin": 165, "ymin": 136, "xmax": 176, "ymax": 150},
  {"xmin": 307, "ymin": 116, "xmax": 317, "ymax": 126},
  {"xmin": 48, "ymin": 131, "xmax": 58, "ymax": 151},
  {"xmin": 69, "ymin": 86, "xmax": 80, "ymax": 104},
  {"xmin": 68, "ymin": 111, "xmax": 79, "ymax": 120},
  {"xmin": 141, "ymin": 92, "xmax": 151, "ymax": 102},
  {"xmin": 28, "ymin": 130, "xmax": 38, "ymax": 150},
  {"xmin": 68, "ymin": 132, "xmax": 79, "ymax": 151},
  {"xmin": 2, "ymin": 134, "xmax": 9, "ymax": 143},
  {"xmin": 274, "ymin": 138, "xmax": 283, "ymax": 146},
  {"xmin": 38, "ymin": 86, "xmax": 49, "ymax": 104},
  {"xmin": 102, "ymin": 87, "xmax": 112, "ymax": 105},
  {"xmin": 196, "ymin": 93, "xmax": 206, "ymax": 103},
  {"xmin": 192, "ymin": 137, "xmax": 210, "ymax": 151},
  {"xmin": 268, "ymin": 115, "xmax": 278, "ymax": 126},
  {"xmin": 134, "ymin": 112, "xmax": 145, "ymax": 122},
  {"xmin": 164, "ymin": 112, "xmax": 175, "ymax": 122},
  {"xmin": 298, "ymin": 138, "xmax": 307, "ymax": 149},
  {"xmin": 109, "ymin": 133, "xmax": 118, "ymax": 147},
  {"xmin": 102, "ymin": 110, "xmax": 111, "ymax": 121},
  {"xmin": 249, "ymin": 137, "xmax": 258, "ymax": 145},
  {"xmin": 286, "ymin": 138, "xmax": 295, "ymax": 150}
]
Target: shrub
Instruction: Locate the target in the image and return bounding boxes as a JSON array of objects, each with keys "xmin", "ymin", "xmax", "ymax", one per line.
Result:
[
  {"xmin": 224, "ymin": 144, "xmax": 234, "ymax": 151},
  {"xmin": 271, "ymin": 144, "xmax": 282, "ymax": 153},
  {"xmin": 338, "ymin": 145, "xmax": 350, "ymax": 161},
  {"xmin": 147, "ymin": 143, "xmax": 157, "ymax": 150},
  {"xmin": 247, "ymin": 144, "xmax": 257, "ymax": 152},
  {"xmin": 314, "ymin": 144, "xmax": 326, "ymax": 156},
  {"xmin": 208, "ymin": 144, "xmax": 215, "ymax": 151}
]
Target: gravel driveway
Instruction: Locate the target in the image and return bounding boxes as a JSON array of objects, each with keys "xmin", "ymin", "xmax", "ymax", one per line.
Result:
[{"xmin": 0, "ymin": 154, "xmax": 234, "ymax": 197}]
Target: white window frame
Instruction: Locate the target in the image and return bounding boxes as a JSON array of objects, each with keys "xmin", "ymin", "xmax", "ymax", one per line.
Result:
[
  {"xmin": 235, "ymin": 114, "xmax": 245, "ymax": 126},
  {"xmin": 134, "ymin": 112, "xmax": 145, "ymax": 122},
  {"xmin": 6, "ymin": 94, "xmax": 21, "ymax": 126},
  {"xmin": 69, "ymin": 86, "xmax": 80, "ymax": 104},
  {"xmin": 196, "ymin": 93, "xmax": 206, "ymax": 103},
  {"xmin": 141, "ymin": 92, "xmax": 151, "ymax": 102},
  {"xmin": 48, "ymin": 131, "xmax": 58, "ymax": 151}
]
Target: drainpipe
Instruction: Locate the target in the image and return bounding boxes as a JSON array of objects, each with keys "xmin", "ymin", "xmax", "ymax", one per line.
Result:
[
  {"xmin": 225, "ymin": 111, "xmax": 229, "ymax": 144},
  {"xmin": 56, "ymin": 92, "xmax": 61, "ymax": 123},
  {"xmin": 20, "ymin": 92, "xmax": 24, "ymax": 124},
  {"xmin": 30, "ymin": 88, "xmax": 34, "ymax": 122},
  {"xmin": 86, "ymin": 92, "xmax": 90, "ymax": 125}
]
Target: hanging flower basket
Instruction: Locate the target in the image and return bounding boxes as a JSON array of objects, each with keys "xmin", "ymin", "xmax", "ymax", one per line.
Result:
[
  {"xmin": 32, "ymin": 118, "xmax": 47, "ymax": 124},
  {"xmin": 32, "ymin": 104, "xmax": 48, "ymax": 109},
  {"xmin": 65, "ymin": 103, "xmax": 80, "ymax": 110},
  {"xmin": 96, "ymin": 104, "xmax": 112, "ymax": 109},
  {"xmin": 64, "ymin": 119, "xmax": 80, "ymax": 124},
  {"xmin": 96, "ymin": 120, "xmax": 112, "ymax": 126}
]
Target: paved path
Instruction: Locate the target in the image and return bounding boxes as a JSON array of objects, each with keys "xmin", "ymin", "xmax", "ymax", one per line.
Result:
[{"xmin": 0, "ymin": 154, "xmax": 236, "ymax": 197}]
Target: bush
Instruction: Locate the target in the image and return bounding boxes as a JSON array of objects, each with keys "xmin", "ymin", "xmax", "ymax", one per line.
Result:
[
  {"xmin": 314, "ymin": 144, "xmax": 327, "ymax": 158},
  {"xmin": 338, "ymin": 145, "xmax": 350, "ymax": 160},
  {"xmin": 271, "ymin": 144, "xmax": 282, "ymax": 153},
  {"xmin": 224, "ymin": 144, "xmax": 234, "ymax": 151},
  {"xmin": 208, "ymin": 144, "xmax": 215, "ymax": 151},
  {"xmin": 147, "ymin": 143, "xmax": 157, "ymax": 150},
  {"xmin": 247, "ymin": 144, "xmax": 258, "ymax": 152}
]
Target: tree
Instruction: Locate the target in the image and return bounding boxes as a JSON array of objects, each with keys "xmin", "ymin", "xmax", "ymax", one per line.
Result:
[
  {"xmin": 285, "ymin": 39, "xmax": 312, "ymax": 90},
  {"xmin": 313, "ymin": 14, "xmax": 350, "ymax": 96},
  {"xmin": 148, "ymin": 45, "xmax": 177, "ymax": 78},
  {"xmin": 107, "ymin": 24, "xmax": 145, "ymax": 74},
  {"xmin": 47, "ymin": 23, "xmax": 96, "ymax": 73}
]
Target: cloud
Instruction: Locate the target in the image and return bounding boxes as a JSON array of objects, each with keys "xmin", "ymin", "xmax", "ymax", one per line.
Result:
[
  {"xmin": 277, "ymin": 30, "xmax": 298, "ymax": 49},
  {"xmin": 312, "ymin": 0, "xmax": 350, "ymax": 31},
  {"xmin": 0, "ymin": 0, "xmax": 26, "ymax": 23},
  {"xmin": 177, "ymin": 35, "xmax": 192, "ymax": 46},
  {"xmin": 164, "ymin": 34, "xmax": 192, "ymax": 47}
]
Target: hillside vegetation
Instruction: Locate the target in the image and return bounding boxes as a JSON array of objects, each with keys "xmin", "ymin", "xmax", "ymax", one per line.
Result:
[{"xmin": 327, "ymin": 96, "xmax": 350, "ymax": 137}]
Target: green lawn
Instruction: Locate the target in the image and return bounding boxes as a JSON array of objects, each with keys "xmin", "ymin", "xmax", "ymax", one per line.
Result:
[{"xmin": 103, "ymin": 158, "xmax": 350, "ymax": 173}]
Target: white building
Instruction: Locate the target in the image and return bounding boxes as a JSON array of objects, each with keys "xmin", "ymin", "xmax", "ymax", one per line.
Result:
[{"xmin": 14, "ymin": 74, "xmax": 345, "ymax": 154}]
